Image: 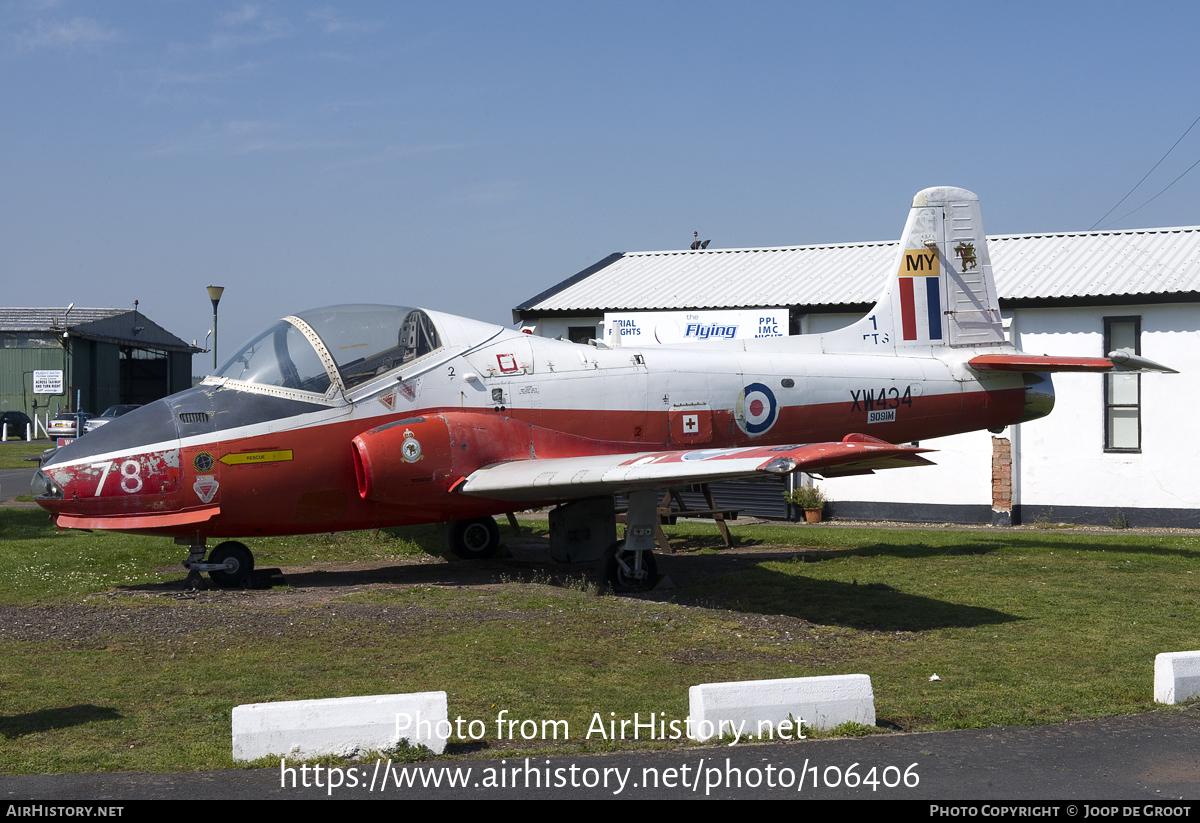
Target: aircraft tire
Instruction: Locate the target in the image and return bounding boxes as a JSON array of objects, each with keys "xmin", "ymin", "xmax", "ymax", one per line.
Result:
[
  {"xmin": 208, "ymin": 541, "xmax": 255, "ymax": 588},
  {"xmin": 448, "ymin": 517, "xmax": 500, "ymax": 559},
  {"xmin": 600, "ymin": 540, "xmax": 658, "ymax": 594}
]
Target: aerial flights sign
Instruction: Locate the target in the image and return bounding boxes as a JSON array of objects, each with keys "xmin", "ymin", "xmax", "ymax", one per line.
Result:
[{"xmin": 602, "ymin": 309, "xmax": 788, "ymax": 346}]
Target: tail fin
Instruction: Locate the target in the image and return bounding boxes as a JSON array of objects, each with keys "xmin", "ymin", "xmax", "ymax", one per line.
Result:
[{"xmin": 826, "ymin": 186, "xmax": 1005, "ymax": 354}]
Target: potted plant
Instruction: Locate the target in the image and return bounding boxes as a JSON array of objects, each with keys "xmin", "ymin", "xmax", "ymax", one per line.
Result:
[{"xmin": 785, "ymin": 485, "xmax": 827, "ymax": 523}]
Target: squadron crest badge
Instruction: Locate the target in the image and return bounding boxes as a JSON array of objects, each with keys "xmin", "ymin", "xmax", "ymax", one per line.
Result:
[{"xmin": 400, "ymin": 429, "xmax": 423, "ymax": 463}]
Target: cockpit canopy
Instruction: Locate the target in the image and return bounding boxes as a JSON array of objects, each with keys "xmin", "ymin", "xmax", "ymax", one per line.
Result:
[{"xmin": 216, "ymin": 305, "xmax": 443, "ymax": 396}]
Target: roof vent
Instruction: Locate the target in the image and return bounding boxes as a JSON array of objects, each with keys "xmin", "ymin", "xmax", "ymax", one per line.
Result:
[{"xmin": 178, "ymin": 412, "xmax": 210, "ymax": 423}]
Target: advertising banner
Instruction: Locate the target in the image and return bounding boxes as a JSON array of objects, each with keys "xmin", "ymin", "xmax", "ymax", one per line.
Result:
[{"xmin": 602, "ymin": 310, "xmax": 787, "ymax": 346}]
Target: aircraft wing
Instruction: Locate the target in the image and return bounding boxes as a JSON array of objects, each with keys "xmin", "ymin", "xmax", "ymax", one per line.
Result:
[{"xmin": 456, "ymin": 434, "xmax": 933, "ymax": 502}]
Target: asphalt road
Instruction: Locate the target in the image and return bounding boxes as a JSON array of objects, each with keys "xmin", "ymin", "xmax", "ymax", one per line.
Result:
[
  {"xmin": 2, "ymin": 708, "xmax": 1199, "ymax": 800},
  {"xmin": 0, "ymin": 467, "xmax": 35, "ymax": 501}
]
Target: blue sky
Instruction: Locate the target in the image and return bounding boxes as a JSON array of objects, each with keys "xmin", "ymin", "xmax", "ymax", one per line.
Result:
[{"xmin": 3, "ymin": 1, "xmax": 1199, "ymax": 367}]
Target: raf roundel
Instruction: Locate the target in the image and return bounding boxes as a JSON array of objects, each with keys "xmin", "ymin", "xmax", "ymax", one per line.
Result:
[{"xmin": 736, "ymin": 382, "xmax": 778, "ymax": 435}]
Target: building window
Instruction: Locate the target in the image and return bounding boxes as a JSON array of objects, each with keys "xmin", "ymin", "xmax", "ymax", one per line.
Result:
[
  {"xmin": 1104, "ymin": 316, "xmax": 1140, "ymax": 452},
  {"xmin": 567, "ymin": 326, "xmax": 598, "ymax": 344}
]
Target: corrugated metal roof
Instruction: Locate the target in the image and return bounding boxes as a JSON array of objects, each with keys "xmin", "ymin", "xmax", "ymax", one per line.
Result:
[
  {"xmin": 0, "ymin": 307, "xmax": 197, "ymax": 352},
  {"xmin": 0, "ymin": 307, "xmax": 129, "ymax": 331},
  {"xmin": 989, "ymin": 227, "xmax": 1200, "ymax": 299},
  {"xmin": 519, "ymin": 226, "xmax": 1200, "ymax": 313}
]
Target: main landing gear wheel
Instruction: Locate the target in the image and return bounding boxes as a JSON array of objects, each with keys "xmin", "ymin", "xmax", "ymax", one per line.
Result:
[
  {"xmin": 448, "ymin": 517, "xmax": 501, "ymax": 559},
  {"xmin": 601, "ymin": 540, "xmax": 658, "ymax": 593},
  {"xmin": 208, "ymin": 541, "xmax": 255, "ymax": 588}
]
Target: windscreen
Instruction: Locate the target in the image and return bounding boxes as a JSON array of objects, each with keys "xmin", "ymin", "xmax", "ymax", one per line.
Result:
[
  {"xmin": 295, "ymin": 305, "xmax": 442, "ymax": 389},
  {"xmin": 216, "ymin": 320, "xmax": 333, "ymax": 393}
]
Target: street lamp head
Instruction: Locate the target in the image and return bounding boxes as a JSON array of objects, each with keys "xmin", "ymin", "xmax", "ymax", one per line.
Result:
[{"xmin": 206, "ymin": 285, "xmax": 225, "ymax": 311}]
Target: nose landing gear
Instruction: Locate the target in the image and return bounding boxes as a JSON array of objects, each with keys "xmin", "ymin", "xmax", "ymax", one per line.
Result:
[{"xmin": 178, "ymin": 537, "xmax": 256, "ymax": 588}]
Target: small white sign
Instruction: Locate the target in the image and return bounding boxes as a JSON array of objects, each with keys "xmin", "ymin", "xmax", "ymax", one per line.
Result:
[{"xmin": 33, "ymin": 370, "xmax": 64, "ymax": 394}]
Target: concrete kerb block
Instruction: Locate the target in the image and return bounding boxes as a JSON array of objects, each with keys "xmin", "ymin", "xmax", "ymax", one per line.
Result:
[
  {"xmin": 232, "ymin": 691, "xmax": 448, "ymax": 761},
  {"xmin": 1155, "ymin": 652, "xmax": 1200, "ymax": 704},
  {"xmin": 689, "ymin": 675, "xmax": 875, "ymax": 741}
]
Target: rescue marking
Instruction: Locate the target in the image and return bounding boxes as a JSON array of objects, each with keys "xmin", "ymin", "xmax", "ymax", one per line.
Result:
[
  {"xmin": 219, "ymin": 450, "xmax": 294, "ymax": 466},
  {"xmin": 378, "ymin": 390, "xmax": 397, "ymax": 411},
  {"xmin": 497, "ymin": 354, "xmax": 519, "ymax": 374}
]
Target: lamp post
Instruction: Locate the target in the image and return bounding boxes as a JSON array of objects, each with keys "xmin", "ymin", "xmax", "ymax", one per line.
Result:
[
  {"xmin": 63, "ymin": 303, "xmax": 74, "ymax": 416},
  {"xmin": 206, "ymin": 286, "xmax": 225, "ymax": 371}
]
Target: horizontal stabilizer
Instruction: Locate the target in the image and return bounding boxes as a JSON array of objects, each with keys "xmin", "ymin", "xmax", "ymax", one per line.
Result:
[
  {"xmin": 969, "ymin": 352, "xmax": 1177, "ymax": 374},
  {"xmin": 458, "ymin": 436, "xmax": 933, "ymax": 502},
  {"xmin": 968, "ymin": 354, "xmax": 1114, "ymax": 373}
]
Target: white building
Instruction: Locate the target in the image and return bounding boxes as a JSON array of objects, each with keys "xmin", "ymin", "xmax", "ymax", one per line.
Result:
[{"xmin": 513, "ymin": 227, "xmax": 1200, "ymax": 527}]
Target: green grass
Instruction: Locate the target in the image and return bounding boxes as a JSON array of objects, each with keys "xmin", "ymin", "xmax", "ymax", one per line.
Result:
[
  {"xmin": 0, "ymin": 441, "xmax": 50, "ymax": 469},
  {"xmin": 1, "ymin": 507, "xmax": 1198, "ymax": 773}
]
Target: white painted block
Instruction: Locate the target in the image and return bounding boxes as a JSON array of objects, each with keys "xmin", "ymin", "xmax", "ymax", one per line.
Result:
[
  {"xmin": 232, "ymin": 692, "xmax": 448, "ymax": 761},
  {"xmin": 689, "ymin": 674, "xmax": 875, "ymax": 741},
  {"xmin": 1155, "ymin": 652, "xmax": 1200, "ymax": 704}
]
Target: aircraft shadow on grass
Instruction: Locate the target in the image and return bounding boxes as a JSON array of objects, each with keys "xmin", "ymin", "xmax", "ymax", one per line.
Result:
[
  {"xmin": 0, "ymin": 705, "xmax": 122, "ymax": 739},
  {"xmin": 672, "ymin": 562, "xmax": 1019, "ymax": 632},
  {"xmin": 116, "ymin": 540, "xmax": 1018, "ymax": 632}
]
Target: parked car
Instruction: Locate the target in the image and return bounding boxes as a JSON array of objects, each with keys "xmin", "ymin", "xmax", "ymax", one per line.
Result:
[
  {"xmin": 48, "ymin": 411, "xmax": 93, "ymax": 439},
  {"xmin": 84, "ymin": 404, "xmax": 142, "ymax": 434},
  {"xmin": 0, "ymin": 411, "xmax": 33, "ymax": 440}
]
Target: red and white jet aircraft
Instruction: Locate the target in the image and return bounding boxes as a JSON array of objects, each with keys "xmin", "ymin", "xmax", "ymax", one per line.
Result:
[{"xmin": 32, "ymin": 187, "xmax": 1173, "ymax": 590}]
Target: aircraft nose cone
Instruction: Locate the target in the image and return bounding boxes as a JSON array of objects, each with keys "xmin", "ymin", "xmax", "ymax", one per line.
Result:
[
  {"xmin": 30, "ymin": 469, "xmax": 63, "ymax": 501},
  {"xmin": 42, "ymin": 399, "xmax": 179, "ymax": 468}
]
